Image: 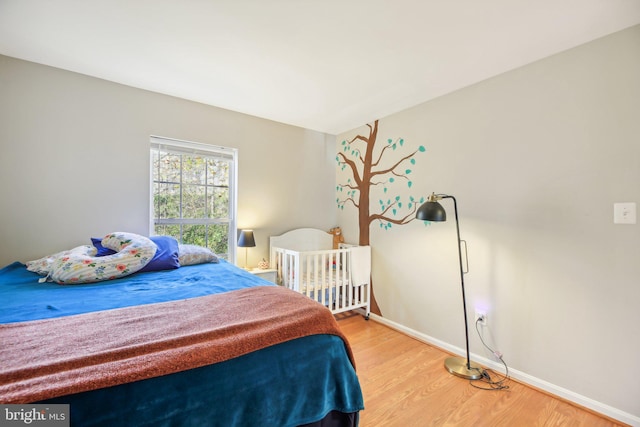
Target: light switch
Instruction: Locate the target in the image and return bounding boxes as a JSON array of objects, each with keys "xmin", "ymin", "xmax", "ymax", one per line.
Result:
[{"xmin": 614, "ymin": 202, "xmax": 636, "ymax": 224}]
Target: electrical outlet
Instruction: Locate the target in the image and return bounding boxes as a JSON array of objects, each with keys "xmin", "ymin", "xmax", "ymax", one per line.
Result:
[
  {"xmin": 475, "ymin": 310, "xmax": 487, "ymax": 326},
  {"xmin": 614, "ymin": 202, "xmax": 636, "ymax": 224}
]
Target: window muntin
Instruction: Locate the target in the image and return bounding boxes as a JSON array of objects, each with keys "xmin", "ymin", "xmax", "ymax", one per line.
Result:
[{"xmin": 150, "ymin": 136, "xmax": 237, "ymax": 261}]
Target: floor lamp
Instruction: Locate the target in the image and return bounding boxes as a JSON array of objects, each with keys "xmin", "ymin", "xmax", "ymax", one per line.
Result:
[
  {"xmin": 416, "ymin": 193, "xmax": 483, "ymax": 380},
  {"xmin": 237, "ymin": 229, "xmax": 255, "ymax": 270}
]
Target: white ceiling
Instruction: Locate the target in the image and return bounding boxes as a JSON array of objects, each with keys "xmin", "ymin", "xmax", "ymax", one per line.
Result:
[{"xmin": 1, "ymin": 1, "xmax": 639, "ymax": 135}]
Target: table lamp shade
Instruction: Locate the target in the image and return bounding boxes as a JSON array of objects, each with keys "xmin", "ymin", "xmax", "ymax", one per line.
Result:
[{"xmin": 237, "ymin": 230, "xmax": 256, "ymax": 247}]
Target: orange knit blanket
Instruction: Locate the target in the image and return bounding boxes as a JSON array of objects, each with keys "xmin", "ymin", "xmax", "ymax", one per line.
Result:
[{"xmin": 0, "ymin": 286, "xmax": 354, "ymax": 403}]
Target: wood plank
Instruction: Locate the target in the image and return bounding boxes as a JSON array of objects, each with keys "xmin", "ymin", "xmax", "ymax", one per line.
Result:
[{"xmin": 336, "ymin": 313, "xmax": 626, "ymax": 427}]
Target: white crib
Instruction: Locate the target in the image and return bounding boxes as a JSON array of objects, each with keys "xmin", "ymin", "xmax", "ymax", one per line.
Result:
[{"xmin": 270, "ymin": 228, "xmax": 371, "ymax": 319}]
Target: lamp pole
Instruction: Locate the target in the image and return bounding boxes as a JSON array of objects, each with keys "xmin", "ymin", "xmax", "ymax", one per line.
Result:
[{"xmin": 447, "ymin": 195, "xmax": 472, "ymax": 372}]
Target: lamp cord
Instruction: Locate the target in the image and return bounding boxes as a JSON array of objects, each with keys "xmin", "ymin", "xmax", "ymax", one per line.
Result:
[{"xmin": 471, "ymin": 318, "xmax": 510, "ymax": 391}]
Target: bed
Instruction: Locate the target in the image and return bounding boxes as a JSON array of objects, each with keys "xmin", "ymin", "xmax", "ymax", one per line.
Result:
[
  {"xmin": 0, "ymin": 244, "xmax": 364, "ymax": 426},
  {"xmin": 270, "ymin": 228, "xmax": 371, "ymax": 319}
]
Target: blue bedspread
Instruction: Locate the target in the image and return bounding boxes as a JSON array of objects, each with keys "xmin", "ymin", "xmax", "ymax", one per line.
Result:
[
  {"xmin": 0, "ymin": 260, "xmax": 274, "ymax": 323},
  {"xmin": 1, "ymin": 261, "xmax": 364, "ymax": 426}
]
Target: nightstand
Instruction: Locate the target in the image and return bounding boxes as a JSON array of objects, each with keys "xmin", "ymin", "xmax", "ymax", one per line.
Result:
[{"xmin": 249, "ymin": 268, "xmax": 277, "ymax": 284}]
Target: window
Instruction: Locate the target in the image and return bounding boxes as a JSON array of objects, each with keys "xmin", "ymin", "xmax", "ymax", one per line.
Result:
[{"xmin": 150, "ymin": 136, "xmax": 237, "ymax": 261}]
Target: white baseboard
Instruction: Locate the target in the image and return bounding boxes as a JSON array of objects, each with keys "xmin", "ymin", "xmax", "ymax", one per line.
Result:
[{"xmin": 364, "ymin": 313, "xmax": 640, "ymax": 427}]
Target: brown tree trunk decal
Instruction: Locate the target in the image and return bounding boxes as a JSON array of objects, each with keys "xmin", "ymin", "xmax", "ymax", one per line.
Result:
[{"xmin": 337, "ymin": 120, "xmax": 427, "ymax": 316}]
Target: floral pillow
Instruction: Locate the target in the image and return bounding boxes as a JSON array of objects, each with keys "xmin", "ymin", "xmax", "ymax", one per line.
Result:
[
  {"xmin": 44, "ymin": 232, "xmax": 157, "ymax": 284},
  {"xmin": 91, "ymin": 235, "xmax": 180, "ymax": 273},
  {"xmin": 26, "ymin": 246, "xmax": 97, "ymax": 276}
]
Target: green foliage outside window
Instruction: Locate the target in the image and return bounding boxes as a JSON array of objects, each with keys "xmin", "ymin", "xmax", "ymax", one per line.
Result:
[{"xmin": 151, "ymin": 145, "xmax": 233, "ymax": 260}]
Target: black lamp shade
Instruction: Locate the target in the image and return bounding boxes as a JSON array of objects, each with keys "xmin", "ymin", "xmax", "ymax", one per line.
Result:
[
  {"xmin": 416, "ymin": 200, "xmax": 447, "ymax": 222},
  {"xmin": 237, "ymin": 230, "xmax": 256, "ymax": 247}
]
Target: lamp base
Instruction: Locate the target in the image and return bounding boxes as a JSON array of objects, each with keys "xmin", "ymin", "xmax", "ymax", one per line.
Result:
[{"xmin": 444, "ymin": 356, "xmax": 484, "ymax": 380}]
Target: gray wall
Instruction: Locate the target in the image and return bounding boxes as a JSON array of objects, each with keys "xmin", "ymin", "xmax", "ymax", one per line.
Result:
[
  {"xmin": 338, "ymin": 25, "xmax": 640, "ymax": 423},
  {"xmin": 0, "ymin": 55, "xmax": 337, "ymax": 267}
]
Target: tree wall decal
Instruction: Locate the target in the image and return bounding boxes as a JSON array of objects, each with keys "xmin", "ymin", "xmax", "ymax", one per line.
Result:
[{"xmin": 336, "ymin": 119, "xmax": 427, "ymax": 315}]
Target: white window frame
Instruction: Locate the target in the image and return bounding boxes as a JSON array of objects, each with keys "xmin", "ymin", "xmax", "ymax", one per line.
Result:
[{"xmin": 150, "ymin": 135, "xmax": 238, "ymax": 263}]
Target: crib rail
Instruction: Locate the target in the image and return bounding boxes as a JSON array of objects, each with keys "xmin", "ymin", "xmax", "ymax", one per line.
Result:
[{"xmin": 271, "ymin": 245, "xmax": 370, "ymax": 318}]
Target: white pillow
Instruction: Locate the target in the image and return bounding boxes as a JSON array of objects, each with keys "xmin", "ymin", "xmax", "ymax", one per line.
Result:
[{"xmin": 178, "ymin": 244, "xmax": 218, "ymax": 266}]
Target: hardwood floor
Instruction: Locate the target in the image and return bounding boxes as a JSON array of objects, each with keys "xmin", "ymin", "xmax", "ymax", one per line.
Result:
[{"xmin": 336, "ymin": 313, "xmax": 625, "ymax": 427}]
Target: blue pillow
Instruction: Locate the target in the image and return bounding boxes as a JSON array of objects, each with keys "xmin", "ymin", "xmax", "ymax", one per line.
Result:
[
  {"xmin": 91, "ymin": 237, "xmax": 117, "ymax": 256},
  {"xmin": 91, "ymin": 235, "xmax": 180, "ymax": 272},
  {"xmin": 139, "ymin": 236, "xmax": 180, "ymax": 272}
]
